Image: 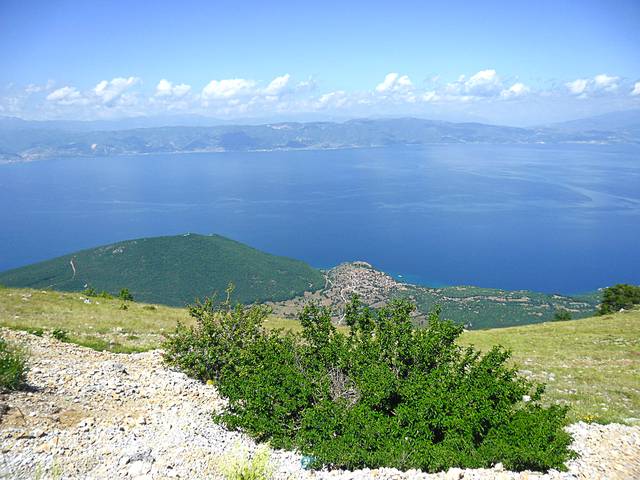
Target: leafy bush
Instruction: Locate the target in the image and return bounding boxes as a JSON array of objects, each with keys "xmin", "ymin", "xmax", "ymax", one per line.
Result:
[
  {"xmin": 119, "ymin": 288, "xmax": 134, "ymax": 302},
  {"xmin": 0, "ymin": 337, "xmax": 29, "ymax": 391},
  {"xmin": 82, "ymin": 286, "xmax": 113, "ymax": 299},
  {"xmin": 82, "ymin": 286, "xmax": 98, "ymax": 297},
  {"xmin": 553, "ymin": 309, "xmax": 572, "ymax": 321},
  {"xmin": 164, "ymin": 296, "xmax": 574, "ymax": 473},
  {"xmin": 51, "ymin": 328, "xmax": 70, "ymax": 342},
  {"xmin": 598, "ymin": 284, "xmax": 640, "ymax": 314},
  {"xmin": 26, "ymin": 327, "xmax": 44, "ymax": 337}
]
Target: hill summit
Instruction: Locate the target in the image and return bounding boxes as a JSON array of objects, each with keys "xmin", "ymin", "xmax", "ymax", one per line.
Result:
[{"xmin": 0, "ymin": 234, "xmax": 324, "ymax": 306}]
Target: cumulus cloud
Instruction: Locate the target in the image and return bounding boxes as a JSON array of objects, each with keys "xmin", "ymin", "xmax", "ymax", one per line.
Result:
[
  {"xmin": 566, "ymin": 78, "xmax": 589, "ymax": 96},
  {"xmin": 501, "ymin": 82, "xmax": 530, "ymax": 98},
  {"xmin": 17, "ymin": 70, "xmax": 640, "ymax": 121},
  {"xmin": 566, "ymin": 74, "xmax": 621, "ymax": 98},
  {"xmin": 93, "ymin": 77, "xmax": 140, "ymax": 104},
  {"xmin": 202, "ymin": 78, "xmax": 256, "ymax": 100},
  {"xmin": 376, "ymin": 73, "xmax": 413, "ymax": 94},
  {"xmin": 264, "ymin": 74, "xmax": 290, "ymax": 95},
  {"xmin": 316, "ymin": 90, "xmax": 348, "ymax": 109},
  {"xmin": 155, "ymin": 79, "xmax": 191, "ymax": 97},
  {"xmin": 46, "ymin": 86, "xmax": 84, "ymax": 105},
  {"xmin": 463, "ymin": 69, "xmax": 502, "ymax": 96},
  {"xmin": 442, "ymin": 69, "xmax": 505, "ymax": 98},
  {"xmin": 594, "ymin": 74, "xmax": 619, "ymax": 92}
]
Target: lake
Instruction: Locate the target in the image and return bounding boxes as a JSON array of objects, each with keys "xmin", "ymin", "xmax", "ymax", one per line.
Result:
[{"xmin": 1, "ymin": 143, "xmax": 638, "ymax": 294}]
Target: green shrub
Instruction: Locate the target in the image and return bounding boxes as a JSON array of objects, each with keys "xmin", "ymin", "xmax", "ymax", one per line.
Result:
[
  {"xmin": 119, "ymin": 288, "xmax": 134, "ymax": 302},
  {"xmin": 598, "ymin": 284, "xmax": 640, "ymax": 314},
  {"xmin": 553, "ymin": 309, "xmax": 572, "ymax": 321},
  {"xmin": 82, "ymin": 286, "xmax": 97, "ymax": 297},
  {"xmin": 26, "ymin": 327, "xmax": 45, "ymax": 337},
  {"xmin": 51, "ymin": 328, "xmax": 70, "ymax": 342},
  {"xmin": 82, "ymin": 286, "xmax": 112, "ymax": 299},
  {"xmin": 0, "ymin": 337, "xmax": 29, "ymax": 391},
  {"xmin": 164, "ymin": 296, "xmax": 574, "ymax": 473}
]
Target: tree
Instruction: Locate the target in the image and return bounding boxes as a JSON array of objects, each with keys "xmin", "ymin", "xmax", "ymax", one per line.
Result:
[
  {"xmin": 119, "ymin": 288, "xmax": 134, "ymax": 302},
  {"xmin": 553, "ymin": 309, "xmax": 572, "ymax": 322},
  {"xmin": 598, "ymin": 284, "xmax": 640, "ymax": 315}
]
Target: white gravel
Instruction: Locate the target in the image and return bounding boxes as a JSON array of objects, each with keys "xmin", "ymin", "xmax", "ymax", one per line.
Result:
[{"xmin": 1, "ymin": 329, "xmax": 638, "ymax": 479}]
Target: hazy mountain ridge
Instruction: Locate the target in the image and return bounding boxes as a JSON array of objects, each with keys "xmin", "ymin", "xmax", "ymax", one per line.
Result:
[{"xmin": 1, "ymin": 111, "xmax": 638, "ymax": 163}]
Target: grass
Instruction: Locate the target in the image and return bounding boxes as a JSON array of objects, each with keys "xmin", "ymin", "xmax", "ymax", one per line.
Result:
[
  {"xmin": 0, "ymin": 285, "xmax": 637, "ymax": 425},
  {"xmin": 0, "ymin": 336, "xmax": 29, "ymax": 390},
  {"xmin": 0, "ymin": 286, "xmax": 304, "ymax": 352},
  {"xmin": 460, "ymin": 310, "xmax": 640, "ymax": 425},
  {"xmin": 0, "ymin": 287, "xmax": 190, "ymax": 352}
]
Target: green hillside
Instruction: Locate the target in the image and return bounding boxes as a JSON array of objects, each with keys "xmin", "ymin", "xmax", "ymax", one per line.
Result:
[{"xmin": 0, "ymin": 234, "xmax": 324, "ymax": 306}]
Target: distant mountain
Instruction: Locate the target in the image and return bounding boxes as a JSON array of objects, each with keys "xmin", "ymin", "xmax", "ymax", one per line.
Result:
[
  {"xmin": 547, "ymin": 109, "xmax": 640, "ymax": 133},
  {"xmin": 1, "ymin": 114, "xmax": 638, "ymax": 163},
  {"xmin": 0, "ymin": 234, "xmax": 325, "ymax": 306}
]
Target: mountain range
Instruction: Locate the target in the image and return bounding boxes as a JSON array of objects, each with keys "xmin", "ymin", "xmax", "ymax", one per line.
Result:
[{"xmin": 1, "ymin": 110, "xmax": 638, "ymax": 163}]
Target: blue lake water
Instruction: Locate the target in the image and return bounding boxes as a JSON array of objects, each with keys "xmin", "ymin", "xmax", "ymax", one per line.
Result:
[{"xmin": 1, "ymin": 144, "xmax": 639, "ymax": 294}]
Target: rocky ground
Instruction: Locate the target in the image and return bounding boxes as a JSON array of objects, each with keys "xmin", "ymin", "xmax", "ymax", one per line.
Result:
[{"xmin": 1, "ymin": 329, "xmax": 639, "ymax": 480}]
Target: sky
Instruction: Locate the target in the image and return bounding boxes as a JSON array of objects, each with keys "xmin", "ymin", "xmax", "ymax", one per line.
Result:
[{"xmin": 1, "ymin": 0, "xmax": 639, "ymax": 125}]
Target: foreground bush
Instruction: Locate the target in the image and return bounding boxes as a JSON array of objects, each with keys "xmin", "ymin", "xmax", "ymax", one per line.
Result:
[
  {"xmin": 0, "ymin": 337, "xmax": 29, "ymax": 391},
  {"xmin": 164, "ymin": 296, "xmax": 574, "ymax": 472}
]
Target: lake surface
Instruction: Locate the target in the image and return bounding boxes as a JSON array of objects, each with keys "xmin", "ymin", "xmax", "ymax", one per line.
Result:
[{"xmin": 1, "ymin": 144, "xmax": 639, "ymax": 294}]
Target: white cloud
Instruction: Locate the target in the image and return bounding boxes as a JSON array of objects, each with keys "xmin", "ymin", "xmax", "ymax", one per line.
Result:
[
  {"xmin": 202, "ymin": 78, "xmax": 256, "ymax": 100},
  {"xmin": 13, "ymin": 70, "xmax": 640, "ymax": 122},
  {"xmin": 464, "ymin": 69, "xmax": 502, "ymax": 96},
  {"xmin": 264, "ymin": 74, "xmax": 290, "ymax": 95},
  {"xmin": 566, "ymin": 74, "xmax": 621, "ymax": 97},
  {"xmin": 443, "ymin": 69, "xmax": 504, "ymax": 98},
  {"xmin": 593, "ymin": 74, "xmax": 619, "ymax": 92},
  {"xmin": 375, "ymin": 73, "xmax": 413, "ymax": 94},
  {"xmin": 316, "ymin": 90, "xmax": 348, "ymax": 109},
  {"xmin": 566, "ymin": 78, "xmax": 589, "ymax": 95},
  {"xmin": 46, "ymin": 86, "xmax": 84, "ymax": 105},
  {"xmin": 501, "ymin": 82, "xmax": 530, "ymax": 98},
  {"xmin": 25, "ymin": 80, "xmax": 54, "ymax": 95},
  {"xmin": 93, "ymin": 77, "xmax": 140, "ymax": 104},
  {"xmin": 155, "ymin": 79, "xmax": 191, "ymax": 97}
]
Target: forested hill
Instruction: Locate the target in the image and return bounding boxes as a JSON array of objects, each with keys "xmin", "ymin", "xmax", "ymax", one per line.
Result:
[{"xmin": 0, "ymin": 234, "xmax": 325, "ymax": 305}]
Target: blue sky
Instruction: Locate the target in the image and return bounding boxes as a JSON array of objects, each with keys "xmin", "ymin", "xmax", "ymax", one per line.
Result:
[{"xmin": 1, "ymin": 0, "xmax": 639, "ymax": 125}]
